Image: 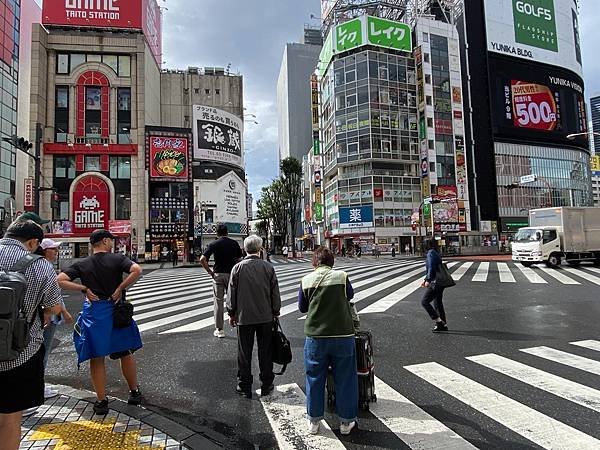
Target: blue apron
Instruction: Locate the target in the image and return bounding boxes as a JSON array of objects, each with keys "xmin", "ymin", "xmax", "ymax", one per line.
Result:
[{"xmin": 73, "ymin": 299, "xmax": 142, "ymax": 366}]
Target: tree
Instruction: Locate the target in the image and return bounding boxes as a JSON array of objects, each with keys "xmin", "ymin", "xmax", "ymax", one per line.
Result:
[
  {"xmin": 257, "ymin": 180, "xmax": 288, "ymax": 249},
  {"xmin": 280, "ymin": 157, "xmax": 303, "ymax": 257}
]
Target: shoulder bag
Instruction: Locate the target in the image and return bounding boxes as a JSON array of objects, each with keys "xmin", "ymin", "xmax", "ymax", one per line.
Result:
[
  {"xmin": 271, "ymin": 318, "xmax": 292, "ymax": 375},
  {"xmin": 432, "ymin": 263, "xmax": 456, "ymax": 289},
  {"xmin": 112, "ymin": 291, "xmax": 134, "ymax": 328}
]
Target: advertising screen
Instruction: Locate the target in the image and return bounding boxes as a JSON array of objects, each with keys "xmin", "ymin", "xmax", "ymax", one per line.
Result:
[
  {"xmin": 484, "ymin": 0, "xmax": 582, "ymax": 77},
  {"xmin": 193, "ymin": 105, "xmax": 244, "ymax": 169},
  {"xmin": 489, "ymin": 54, "xmax": 587, "ymax": 149},
  {"xmin": 149, "ymin": 136, "xmax": 189, "ymax": 179}
]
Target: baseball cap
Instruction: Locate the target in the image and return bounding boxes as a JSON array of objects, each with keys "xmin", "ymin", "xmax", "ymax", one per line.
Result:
[
  {"xmin": 17, "ymin": 212, "xmax": 50, "ymax": 225},
  {"xmin": 90, "ymin": 229, "xmax": 116, "ymax": 245},
  {"xmin": 40, "ymin": 238, "xmax": 62, "ymax": 250}
]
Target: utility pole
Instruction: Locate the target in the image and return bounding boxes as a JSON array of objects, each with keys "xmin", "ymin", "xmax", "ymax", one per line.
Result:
[{"xmin": 34, "ymin": 123, "xmax": 42, "ymax": 215}]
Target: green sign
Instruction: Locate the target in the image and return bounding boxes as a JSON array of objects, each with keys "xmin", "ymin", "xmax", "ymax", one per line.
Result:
[
  {"xmin": 318, "ymin": 31, "xmax": 335, "ymax": 77},
  {"xmin": 513, "ymin": 0, "xmax": 558, "ymax": 52},
  {"xmin": 419, "ymin": 116, "xmax": 426, "ymax": 139},
  {"xmin": 423, "ymin": 203, "xmax": 431, "ymax": 217},
  {"xmin": 336, "ymin": 18, "xmax": 363, "ymax": 52},
  {"xmin": 314, "ymin": 203, "xmax": 324, "ymax": 222},
  {"xmin": 313, "ymin": 138, "xmax": 320, "ymax": 155},
  {"xmin": 367, "ymin": 16, "xmax": 412, "ymax": 52}
]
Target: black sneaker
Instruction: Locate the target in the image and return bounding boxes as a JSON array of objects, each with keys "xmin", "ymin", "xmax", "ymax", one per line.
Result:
[
  {"xmin": 128, "ymin": 388, "xmax": 142, "ymax": 406},
  {"xmin": 93, "ymin": 399, "xmax": 109, "ymax": 415},
  {"xmin": 260, "ymin": 384, "xmax": 274, "ymax": 397},
  {"xmin": 432, "ymin": 323, "xmax": 448, "ymax": 332},
  {"xmin": 236, "ymin": 386, "xmax": 252, "ymax": 399}
]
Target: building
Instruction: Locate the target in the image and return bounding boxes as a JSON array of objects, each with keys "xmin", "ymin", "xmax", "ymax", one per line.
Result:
[
  {"xmin": 160, "ymin": 68, "xmax": 247, "ymax": 254},
  {"xmin": 591, "ymin": 96, "xmax": 600, "ymax": 154},
  {"xmin": 25, "ymin": 0, "xmax": 163, "ymax": 262},
  {"xmin": 459, "ymin": 0, "xmax": 592, "ymax": 250},
  {"xmin": 277, "ymin": 29, "xmax": 322, "ymax": 162}
]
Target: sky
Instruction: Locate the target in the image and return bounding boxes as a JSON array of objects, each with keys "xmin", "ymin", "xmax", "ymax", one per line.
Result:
[{"xmin": 34, "ymin": 0, "xmax": 600, "ymax": 205}]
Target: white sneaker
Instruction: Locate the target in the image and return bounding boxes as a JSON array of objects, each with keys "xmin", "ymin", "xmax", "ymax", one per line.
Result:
[
  {"xmin": 340, "ymin": 421, "xmax": 356, "ymax": 435},
  {"xmin": 307, "ymin": 419, "xmax": 320, "ymax": 435},
  {"xmin": 44, "ymin": 386, "xmax": 59, "ymax": 399},
  {"xmin": 213, "ymin": 329, "xmax": 225, "ymax": 338},
  {"xmin": 22, "ymin": 407, "xmax": 38, "ymax": 417}
]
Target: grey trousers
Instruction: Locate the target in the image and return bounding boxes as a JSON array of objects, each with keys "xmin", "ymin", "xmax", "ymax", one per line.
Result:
[{"xmin": 213, "ymin": 273, "xmax": 230, "ymax": 330}]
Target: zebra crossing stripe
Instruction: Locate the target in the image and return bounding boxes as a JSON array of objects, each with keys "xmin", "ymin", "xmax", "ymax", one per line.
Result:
[
  {"xmin": 472, "ymin": 262, "xmax": 489, "ymax": 282},
  {"xmin": 467, "ymin": 353, "xmax": 600, "ymax": 413},
  {"xmin": 536, "ymin": 267, "xmax": 580, "ymax": 285},
  {"xmin": 450, "ymin": 262, "xmax": 472, "ymax": 281},
  {"xmin": 515, "ymin": 264, "xmax": 547, "ymax": 284},
  {"xmin": 571, "ymin": 340, "xmax": 600, "ymax": 353},
  {"xmin": 259, "ymin": 383, "xmax": 345, "ymax": 450},
  {"xmin": 404, "ymin": 362, "xmax": 600, "ymax": 449},
  {"xmin": 563, "ymin": 268, "xmax": 600, "ymax": 286},
  {"xmin": 497, "ymin": 263, "xmax": 516, "ymax": 283},
  {"xmin": 372, "ymin": 376, "xmax": 477, "ymax": 449},
  {"xmin": 520, "ymin": 346, "xmax": 600, "ymax": 376}
]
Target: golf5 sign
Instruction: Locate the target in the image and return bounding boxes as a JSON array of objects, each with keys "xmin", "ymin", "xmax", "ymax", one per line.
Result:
[{"xmin": 513, "ymin": 0, "xmax": 557, "ymax": 52}]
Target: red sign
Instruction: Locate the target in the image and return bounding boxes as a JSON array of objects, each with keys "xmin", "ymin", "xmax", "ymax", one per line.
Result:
[
  {"xmin": 149, "ymin": 136, "xmax": 189, "ymax": 179},
  {"xmin": 24, "ymin": 178, "xmax": 34, "ymax": 209},
  {"xmin": 109, "ymin": 220, "xmax": 132, "ymax": 234},
  {"xmin": 434, "ymin": 119, "xmax": 453, "ymax": 136},
  {"xmin": 72, "ymin": 176, "xmax": 110, "ymax": 235},
  {"xmin": 374, "ymin": 189, "xmax": 383, "ymax": 199},
  {"xmin": 511, "ymin": 80, "xmax": 558, "ymax": 131},
  {"xmin": 44, "ymin": 143, "xmax": 137, "ymax": 155},
  {"xmin": 304, "ymin": 206, "xmax": 312, "ymax": 222},
  {"xmin": 453, "ymin": 110, "xmax": 463, "ymax": 119},
  {"xmin": 435, "ymin": 185, "xmax": 458, "ymax": 200},
  {"xmin": 41, "ymin": 0, "xmax": 162, "ymax": 65}
]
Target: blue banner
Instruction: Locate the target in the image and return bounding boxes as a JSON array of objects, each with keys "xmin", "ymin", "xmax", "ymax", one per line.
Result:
[{"xmin": 339, "ymin": 205, "xmax": 373, "ymax": 229}]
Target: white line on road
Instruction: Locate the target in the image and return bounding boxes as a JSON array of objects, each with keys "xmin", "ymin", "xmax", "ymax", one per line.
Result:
[
  {"xmin": 535, "ymin": 267, "xmax": 580, "ymax": 285},
  {"xmin": 515, "ymin": 264, "xmax": 547, "ymax": 284},
  {"xmin": 405, "ymin": 362, "xmax": 600, "ymax": 449},
  {"xmin": 371, "ymin": 376, "xmax": 477, "ymax": 449},
  {"xmin": 520, "ymin": 346, "xmax": 600, "ymax": 376},
  {"xmin": 467, "ymin": 353, "xmax": 600, "ymax": 413},
  {"xmin": 563, "ymin": 268, "xmax": 600, "ymax": 286},
  {"xmin": 497, "ymin": 263, "xmax": 516, "ymax": 283},
  {"xmin": 259, "ymin": 384, "xmax": 345, "ymax": 450},
  {"xmin": 472, "ymin": 262, "xmax": 489, "ymax": 282},
  {"xmin": 450, "ymin": 262, "xmax": 473, "ymax": 281},
  {"xmin": 571, "ymin": 340, "xmax": 600, "ymax": 353}
]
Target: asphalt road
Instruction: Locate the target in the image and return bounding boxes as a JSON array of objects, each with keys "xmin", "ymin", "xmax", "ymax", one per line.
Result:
[{"xmin": 47, "ymin": 257, "xmax": 600, "ymax": 449}]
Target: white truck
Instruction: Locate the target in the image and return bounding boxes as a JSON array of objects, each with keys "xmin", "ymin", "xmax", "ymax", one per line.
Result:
[{"xmin": 512, "ymin": 207, "xmax": 600, "ymax": 268}]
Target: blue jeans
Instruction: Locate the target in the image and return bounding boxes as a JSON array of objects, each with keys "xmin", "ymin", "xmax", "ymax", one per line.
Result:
[
  {"xmin": 304, "ymin": 336, "xmax": 358, "ymax": 423},
  {"xmin": 43, "ymin": 323, "xmax": 57, "ymax": 370}
]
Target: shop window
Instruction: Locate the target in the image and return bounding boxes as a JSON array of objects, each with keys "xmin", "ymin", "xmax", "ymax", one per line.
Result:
[
  {"xmin": 84, "ymin": 156, "xmax": 101, "ymax": 172},
  {"xmin": 116, "ymin": 194, "xmax": 131, "ymax": 220},
  {"xmin": 55, "ymin": 86, "xmax": 69, "ymax": 142},
  {"xmin": 85, "ymin": 87, "xmax": 102, "ymax": 137},
  {"xmin": 109, "ymin": 156, "xmax": 131, "ymax": 179},
  {"xmin": 87, "ymin": 54, "xmax": 101, "ymax": 62},
  {"xmin": 215, "ymin": 89, "xmax": 220, "ymax": 95},
  {"xmin": 117, "ymin": 88, "xmax": 131, "ymax": 144},
  {"xmin": 379, "ymin": 66, "xmax": 388, "ymax": 80},
  {"xmin": 57, "ymin": 54, "xmax": 69, "ymax": 74},
  {"xmin": 345, "ymin": 70, "xmax": 356, "ymax": 83},
  {"xmin": 205, "ymin": 209, "xmax": 214, "ymax": 223},
  {"xmin": 70, "ymin": 53, "xmax": 86, "ymax": 70},
  {"xmin": 205, "ymin": 89, "xmax": 210, "ymax": 95},
  {"xmin": 102, "ymin": 55, "xmax": 118, "ymax": 73},
  {"xmin": 118, "ymin": 55, "xmax": 131, "ymax": 77},
  {"xmin": 54, "ymin": 156, "xmax": 75, "ymax": 179}
]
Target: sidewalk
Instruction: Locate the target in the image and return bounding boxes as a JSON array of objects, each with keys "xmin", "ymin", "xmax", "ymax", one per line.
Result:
[{"xmin": 20, "ymin": 385, "xmax": 222, "ymax": 450}]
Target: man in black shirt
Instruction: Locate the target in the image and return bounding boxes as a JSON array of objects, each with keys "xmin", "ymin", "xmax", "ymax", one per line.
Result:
[
  {"xmin": 57, "ymin": 229, "xmax": 143, "ymax": 415},
  {"xmin": 200, "ymin": 224, "xmax": 242, "ymax": 338}
]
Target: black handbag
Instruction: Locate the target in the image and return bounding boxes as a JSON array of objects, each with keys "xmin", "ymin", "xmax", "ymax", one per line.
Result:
[
  {"xmin": 113, "ymin": 291, "xmax": 134, "ymax": 328},
  {"xmin": 433, "ymin": 263, "xmax": 456, "ymax": 288},
  {"xmin": 271, "ymin": 318, "xmax": 292, "ymax": 375}
]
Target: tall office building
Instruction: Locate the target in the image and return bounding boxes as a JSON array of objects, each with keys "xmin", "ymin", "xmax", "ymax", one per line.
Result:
[
  {"xmin": 590, "ymin": 96, "xmax": 600, "ymax": 154},
  {"xmin": 277, "ymin": 28, "xmax": 322, "ymax": 163}
]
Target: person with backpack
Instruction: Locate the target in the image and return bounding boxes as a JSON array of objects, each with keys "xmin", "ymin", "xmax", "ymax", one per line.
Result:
[
  {"xmin": 0, "ymin": 220, "xmax": 63, "ymax": 450},
  {"xmin": 421, "ymin": 238, "xmax": 448, "ymax": 332},
  {"xmin": 226, "ymin": 235, "xmax": 281, "ymax": 399},
  {"xmin": 57, "ymin": 229, "xmax": 143, "ymax": 416}
]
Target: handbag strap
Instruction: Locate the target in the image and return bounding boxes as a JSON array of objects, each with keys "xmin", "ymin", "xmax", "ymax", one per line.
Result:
[{"xmin": 308, "ymin": 267, "xmax": 331, "ymax": 304}]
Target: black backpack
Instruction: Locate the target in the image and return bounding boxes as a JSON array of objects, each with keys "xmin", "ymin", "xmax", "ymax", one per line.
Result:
[
  {"xmin": 0, "ymin": 254, "xmax": 43, "ymax": 361},
  {"xmin": 272, "ymin": 318, "xmax": 292, "ymax": 375}
]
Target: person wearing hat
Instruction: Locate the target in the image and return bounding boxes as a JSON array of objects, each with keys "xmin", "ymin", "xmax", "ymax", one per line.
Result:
[
  {"xmin": 57, "ymin": 229, "xmax": 143, "ymax": 415},
  {"xmin": 34, "ymin": 239, "xmax": 74, "ymax": 401},
  {"xmin": 14, "ymin": 212, "xmax": 51, "ymax": 226}
]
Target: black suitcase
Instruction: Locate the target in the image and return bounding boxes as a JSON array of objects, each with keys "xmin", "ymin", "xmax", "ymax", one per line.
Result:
[{"xmin": 326, "ymin": 331, "xmax": 376, "ymax": 411}]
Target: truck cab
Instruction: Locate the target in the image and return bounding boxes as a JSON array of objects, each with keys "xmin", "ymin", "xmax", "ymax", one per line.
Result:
[{"xmin": 512, "ymin": 226, "xmax": 561, "ymax": 267}]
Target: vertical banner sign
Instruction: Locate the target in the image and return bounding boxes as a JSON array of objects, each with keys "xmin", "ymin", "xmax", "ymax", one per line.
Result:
[
  {"xmin": 150, "ymin": 136, "xmax": 189, "ymax": 179},
  {"xmin": 24, "ymin": 178, "xmax": 34, "ymax": 208},
  {"xmin": 591, "ymin": 155, "xmax": 600, "ymax": 176},
  {"xmin": 455, "ymin": 137, "xmax": 467, "ymax": 200},
  {"xmin": 193, "ymin": 105, "xmax": 244, "ymax": 169}
]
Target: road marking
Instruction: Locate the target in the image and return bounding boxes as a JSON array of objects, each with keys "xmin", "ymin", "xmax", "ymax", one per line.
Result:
[
  {"xmin": 450, "ymin": 262, "xmax": 472, "ymax": 281},
  {"xmin": 514, "ymin": 264, "xmax": 547, "ymax": 284},
  {"xmin": 472, "ymin": 262, "xmax": 489, "ymax": 282},
  {"xmin": 259, "ymin": 383, "xmax": 345, "ymax": 450},
  {"xmin": 497, "ymin": 263, "xmax": 516, "ymax": 283},
  {"xmin": 372, "ymin": 376, "xmax": 477, "ymax": 449},
  {"xmin": 467, "ymin": 353, "xmax": 600, "ymax": 413},
  {"xmin": 520, "ymin": 346, "xmax": 600, "ymax": 376},
  {"xmin": 405, "ymin": 362, "xmax": 600, "ymax": 449},
  {"xmin": 536, "ymin": 267, "xmax": 580, "ymax": 285},
  {"xmin": 581, "ymin": 267, "xmax": 600, "ymax": 275},
  {"xmin": 564, "ymin": 268, "xmax": 600, "ymax": 286},
  {"xmin": 571, "ymin": 340, "xmax": 600, "ymax": 352}
]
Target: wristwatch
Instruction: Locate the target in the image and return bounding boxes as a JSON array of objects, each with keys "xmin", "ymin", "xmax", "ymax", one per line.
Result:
[{"xmin": 81, "ymin": 287, "xmax": 88, "ymax": 294}]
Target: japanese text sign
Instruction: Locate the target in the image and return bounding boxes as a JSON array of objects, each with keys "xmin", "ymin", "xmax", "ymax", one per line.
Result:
[
  {"xmin": 339, "ymin": 205, "xmax": 373, "ymax": 229},
  {"xmin": 193, "ymin": 105, "xmax": 244, "ymax": 169},
  {"xmin": 150, "ymin": 136, "xmax": 189, "ymax": 179}
]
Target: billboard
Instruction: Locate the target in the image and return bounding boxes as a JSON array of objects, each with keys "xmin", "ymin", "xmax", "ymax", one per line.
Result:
[
  {"xmin": 41, "ymin": 0, "xmax": 162, "ymax": 65},
  {"xmin": 339, "ymin": 205, "xmax": 373, "ymax": 229},
  {"xmin": 484, "ymin": 0, "xmax": 583, "ymax": 77},
  {"xmin": 149, "ymin": 136, "xmax": 189, "ymax": 179},
  {"xmin": 193, "ymin": 105, "xmax": 244, "ymax": 169},
  {"xmin": 489, "ymin": 54, "xmax": 587, "ymax": 148},
  {"xmin": 592, "ymin": 155, "xmax": 600, "ymax": 176},
  {"xmin": 72, "ymin": 175, "xmax": 110, "ymax": 234}
]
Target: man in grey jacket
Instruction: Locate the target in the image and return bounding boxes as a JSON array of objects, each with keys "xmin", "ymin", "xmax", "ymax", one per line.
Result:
[{"xmin": 227, "ymin": 235, "xmax": 281, "ymax": 399}]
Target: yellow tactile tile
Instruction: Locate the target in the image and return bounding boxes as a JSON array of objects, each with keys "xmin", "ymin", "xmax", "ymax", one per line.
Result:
[{"xmin": 27, "ymin": 418, "xmax": 165, "ymax": 450}]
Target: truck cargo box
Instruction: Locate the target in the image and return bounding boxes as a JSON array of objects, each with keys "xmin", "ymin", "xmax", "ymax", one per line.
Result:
[{"xmin": 529, "ymin": 207, "xmax": 600, "ymax": 253}]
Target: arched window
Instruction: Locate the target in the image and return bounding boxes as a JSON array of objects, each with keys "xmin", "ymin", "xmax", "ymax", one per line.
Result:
[{"xmin": 76, "ymin": 71, "xmax": 110, "ymax": 139}]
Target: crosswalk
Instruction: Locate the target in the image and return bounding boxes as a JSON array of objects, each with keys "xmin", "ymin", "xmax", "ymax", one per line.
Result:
[
  {"xmin": 126, "ymin": 260, "xmax": 600, "ymax": 335},
  {"xmin": 259, "ymin": 339, "xmax": 600, "ymax": 449}
]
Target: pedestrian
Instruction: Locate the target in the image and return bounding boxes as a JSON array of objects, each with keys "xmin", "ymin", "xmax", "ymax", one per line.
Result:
[
  {"xmin": 282, "ymin": 244, "xmax": 289, "ymax": 259},
  {"xmin": 172, "ymin": 244, "xmax": 178, "ymax": 267},
  {"xmin": 420, "ymin": 238, "xmax": 448, "ymax": 332},
  {"xmin": 298, "ymin": 247, "xmax": 358, "ymax": 436},
  {"xmin": 227, "ymin": 235, "xmax": 281, "ymax": 399},
  {"xmin": 355, "ymin": 243, "xmax": 362, "ymax": 258},
  {"xmin": 36, "ymin": 239, "xmax": 74, "ymax": 400},
  {"xmin": 57, "ymin": 229, "xmax": 144, "ymax": 415},
  {"xmin": 405, "ymin": 243, "xmax": 411, "ymax": 255},
  {"xmin": 341, "ymin": 245, "xmax": 346, "ymax": 257},
  {"xmin": 391, "ymin": 243, "xmax": 396, "ymax": 258},
  {"xmin": 0, "ymin": 221, "xmax": 63, "ymax": 449},
  {"xmin": 200, "ymin": 224, "xmax": 242, "ymax": 339}
]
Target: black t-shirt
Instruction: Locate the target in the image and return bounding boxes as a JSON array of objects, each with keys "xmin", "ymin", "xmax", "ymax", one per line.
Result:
[
  {"xmin": 63, "ymin": 252, "xmax": 134, "ymax": 299},
  {"xmin": 203, "ymin": 237, "xmax": 242, "ymax": 274}
]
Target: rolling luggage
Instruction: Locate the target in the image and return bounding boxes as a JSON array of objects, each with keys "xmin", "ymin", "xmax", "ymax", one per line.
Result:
[{"xmin": 326, "ymin": 330, "xmax": 376, "ymax": 411}]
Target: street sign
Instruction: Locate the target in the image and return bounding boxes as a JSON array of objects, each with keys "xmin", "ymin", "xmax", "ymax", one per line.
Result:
[
  {"xmin": 520, "ymin": 174, "xmax": 537, "ymax": 184},
  {"xmin": 24, "ymin": 178, "xmax": 34, "ymax": 208}
]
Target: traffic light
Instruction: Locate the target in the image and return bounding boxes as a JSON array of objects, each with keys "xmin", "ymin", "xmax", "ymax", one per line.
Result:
[{"xmin": 3, "ymin": 135, "xmax": 33, "ymax": 153}]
